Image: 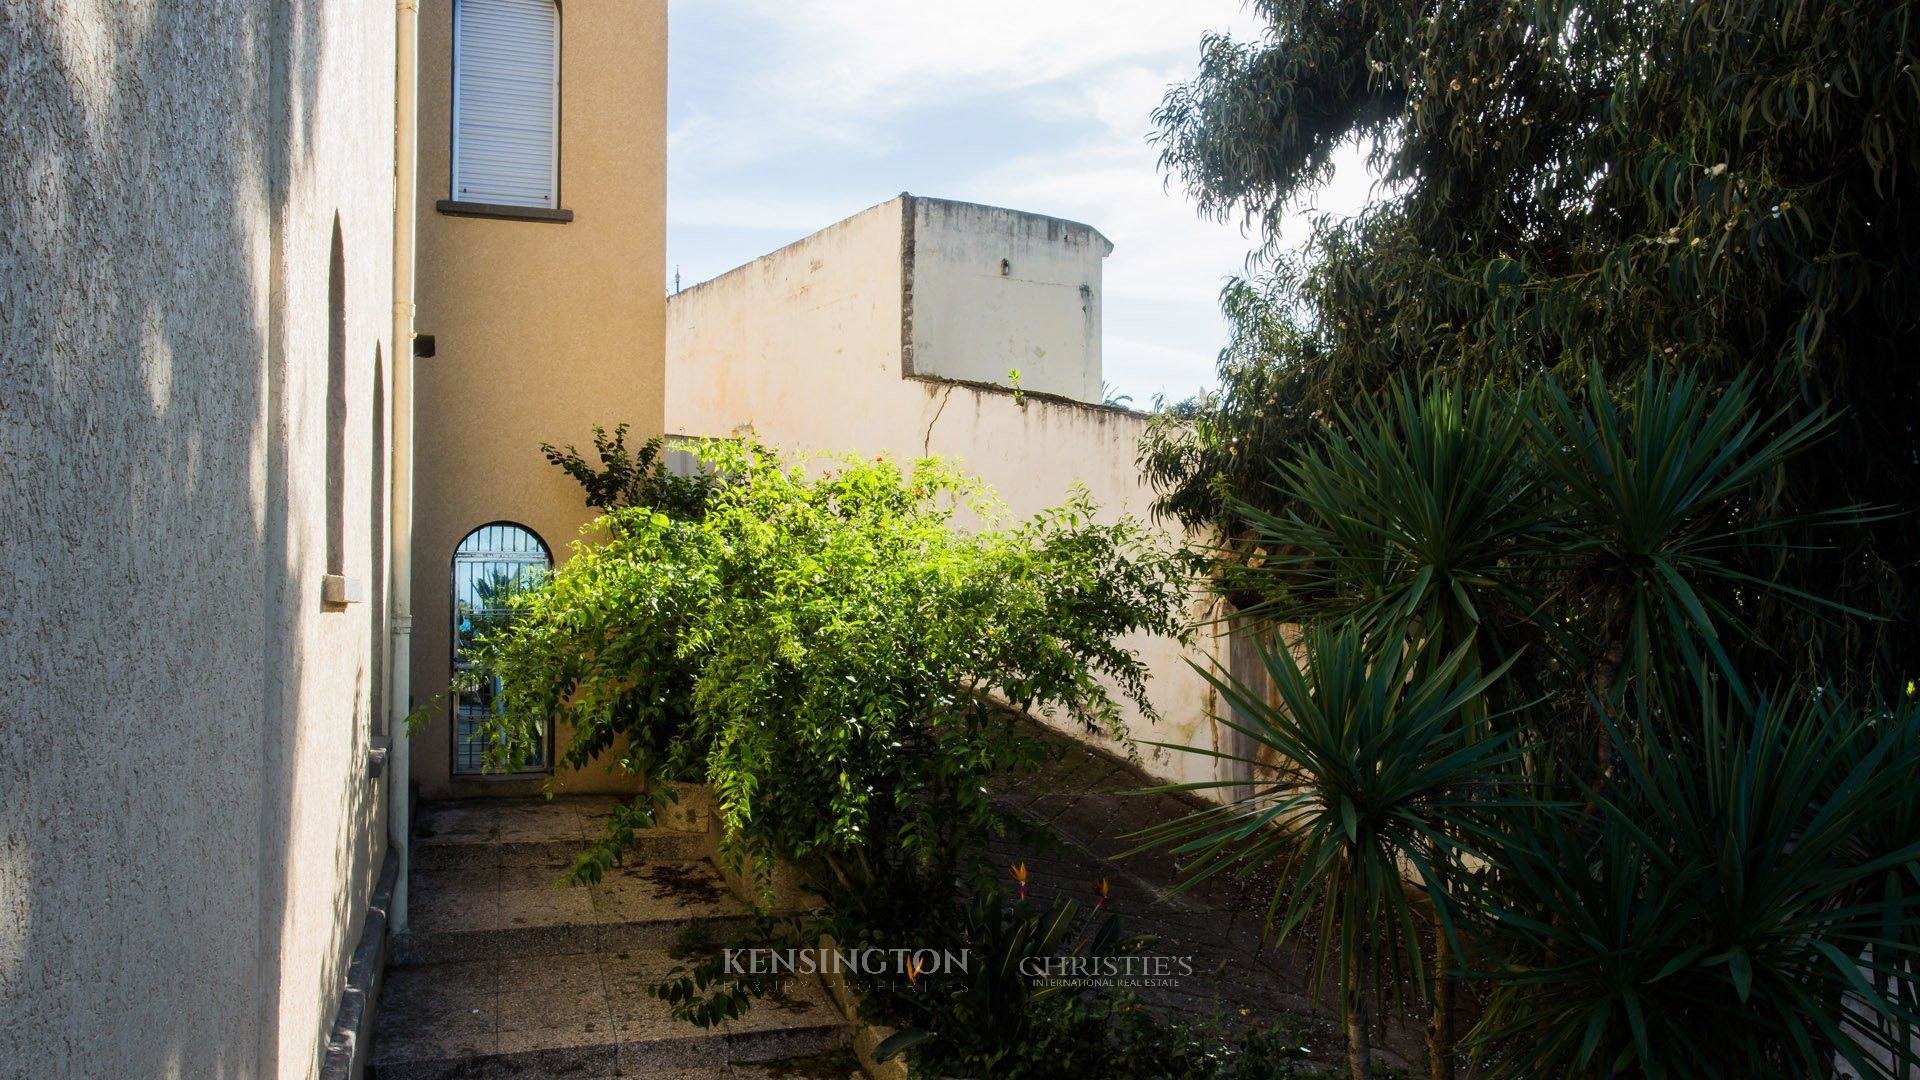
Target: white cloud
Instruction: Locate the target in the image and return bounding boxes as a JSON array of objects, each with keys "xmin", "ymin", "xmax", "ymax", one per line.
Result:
[
  {"xmin": 667, "ymin": 1, "xmax": 1369, "ymax": 403},
  {"xmin": 677, "ymin": 0, "xmax": 1264, "ymax": 140}
]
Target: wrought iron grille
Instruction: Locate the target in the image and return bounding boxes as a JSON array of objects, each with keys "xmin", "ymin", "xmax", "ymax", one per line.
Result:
[{"xmin": 451, "ymin": 522, "xmax": 551, "ymax": 775}]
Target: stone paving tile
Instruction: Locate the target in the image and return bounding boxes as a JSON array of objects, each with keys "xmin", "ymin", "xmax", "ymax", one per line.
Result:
[
  {"xmin": 497, "ymin": 854, "xmax": 576, "ymax": 891},
  {"xmin": 407, "ymin": 882, "xmax": 499, "ymax": 938},
  {"xmin": 414, "ymin": 802, "xmax": 497, "ymax": 840},
  {"xmin": 600, "ymin": 948, "xmax": 687, "ymax": 993},
  {"xmin": 614, "ymin": 998, "xmax": 730, "ymax": 1074},
  {"xmin": 730, "ymin": 1064, "xmax": 862, "ymax": 1080},
  {"xmin": 415, "ymin": 861, "xmax": 502, "ymax": 896},
  {"xmin": 500, "ymin": 883, "xmax": 596, "ymax": 929},
  {"xmin": 597, "ymin": 916, "xmax": 740, "ymax": 957},
  {"xmin": 375, "ymin": 966, "xmax": 496, "ymax": 1041},
  {"xmin": 725, "ymin": 1060, "xmax": 864, "ymax": 1076},
  {"xmin": 378, "ymin": 797, "xmax": 851, "ymax": 1077},
  {"xmin": 497, "ymin": 984, "xmax": 607, "ymax": 1033},
  {"xmin": 617, "ymin": 1043, "xmax": 731, "ymax": 1076},
  {"xmin": 494, "ymin": 809, "xmax": 586, "ymax": 845},
  {"xmin": 492, "ymin": 1028, "xmax": 620, "ymax": 1077},
  {"xmin": 590, "ymin": 861, "xmax": 752, "ymax": 924},
  {"xmin": 370, "ymin": 1031, "xmax": 496, "ymax": 1077},
  {"xmin": 721, "ymin": 977, "xmax": 838, "ymax": 1037},
  {"xmin": 497, "ymin": 949, "xmax": 602, "ymax": 995}
]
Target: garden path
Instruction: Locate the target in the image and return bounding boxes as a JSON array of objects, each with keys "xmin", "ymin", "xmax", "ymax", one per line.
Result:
[
  {"xmin": 988, "ymin": 724, "xmax": 1427, "ymax": 1074},
  {"xmin": 369, "ymin": 796, "xmax": 856, "ymax": 1078}
]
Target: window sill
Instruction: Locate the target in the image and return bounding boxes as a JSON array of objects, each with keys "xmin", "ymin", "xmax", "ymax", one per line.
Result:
[{"xmin": 435, "ymin": 199, "xmax": 573, "ymax": 224}]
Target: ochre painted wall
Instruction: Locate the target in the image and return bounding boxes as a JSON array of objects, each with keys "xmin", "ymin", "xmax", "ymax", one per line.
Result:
[
  {"xmin": 664, "ymin": 197, "xmax": 1223, "ymax": 787},
  {"xmin": 411, "ymin": 0, "xmax": 669, "ymax": 797},
  {"xmin": 2, "ymin": 0, "xmax": 395, "ymax": 1074}
]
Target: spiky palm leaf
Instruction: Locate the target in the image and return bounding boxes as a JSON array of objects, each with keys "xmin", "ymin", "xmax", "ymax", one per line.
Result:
[
  {"xmin": 1531, "ymin": 363, "xmax": 1856, "ymax": 692},
  {"xmin": 1128, "ymin": 626, "xmax": 1525, "ymax": 1030},
  {"xmin": 1228, "ymin": 379, "xmax": 1551, "ymax": 655},
  {"xmin": 1462, "ymin": 686, "xmax": 1920, "ymax": 1078}
]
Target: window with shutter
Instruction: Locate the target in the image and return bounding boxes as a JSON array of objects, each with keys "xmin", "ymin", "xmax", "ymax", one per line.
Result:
[{"xmin": 452, "ymin": 0, "xmax": 559, "ymax": 209}]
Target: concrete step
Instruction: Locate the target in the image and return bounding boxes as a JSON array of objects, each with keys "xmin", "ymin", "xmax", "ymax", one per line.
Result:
[
  {"xmin": 411, "ymin": 794, "xmax": 711, "ymax": 870},
  {"xmin": 376, "ymin": 796, "xmax": 851, "ymax": 1078},
  {"xmin": 401, "ymin": 795, "xmax": 749, "ymax": 964},
  {"xmin": 392, "ymin": 857, "xmax": 760, "ymax": 966},
  {"xmin": 370, "ymin": 950, "xmax": 849, "ymax": 1079}
]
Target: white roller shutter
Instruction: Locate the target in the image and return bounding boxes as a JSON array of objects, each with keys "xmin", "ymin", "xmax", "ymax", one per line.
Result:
[{"xmin": 453, "ymin": 0, "xmax": 559, "ymax": 208}]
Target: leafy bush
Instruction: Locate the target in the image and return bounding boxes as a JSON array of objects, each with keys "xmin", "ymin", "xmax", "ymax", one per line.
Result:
[
  {"xmin": 868, "ymin": 883, "xmax": 1321, "ymax": 1079},
  {"xmin": 540, "ymin": 422, "xmax": 718, "ymax": 518},
  {"xmin": 466, "ymin": 441, "xmax": 1189, "ymax": 898},
  {"xmin": 872, "ymin": 885, "xmax": 1134, "ymax": 1072},
  {"xmin": 463, "ymin": 441, "xmax": 1219, "ymax": 1059}
]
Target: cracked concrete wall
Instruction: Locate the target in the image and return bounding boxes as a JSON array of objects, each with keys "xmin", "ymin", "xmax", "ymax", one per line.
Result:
[
  {"xmin": 2, "ymin": 0, "xmax": 393, "ymax": 1075},
  {"xmin": 664, "ymin": 196, "xmax": 1220, "ymax": 785},
  {"xmin": 907, "ymin": 197, "xmax": 1109, "ymax": 404}
]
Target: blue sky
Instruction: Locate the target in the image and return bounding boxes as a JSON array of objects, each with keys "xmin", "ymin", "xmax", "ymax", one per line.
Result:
[{"xmin": 665, "ymin": 1, "xmax": 1300, "ymax": 406}]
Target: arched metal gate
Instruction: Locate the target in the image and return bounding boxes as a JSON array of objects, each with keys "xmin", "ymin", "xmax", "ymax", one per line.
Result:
[{"xmin": 451, "ymin": 522, "xmax": 552, "ymax": 775}]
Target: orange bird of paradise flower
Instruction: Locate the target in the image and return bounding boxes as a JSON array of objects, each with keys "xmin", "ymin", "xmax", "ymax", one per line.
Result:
[
  {"xmin": 905, "ymin": 956, "xmax": 925, "ymax": 986},
  {"xmin": 1010, "ymin": 861, "xmax": 1028, "ymax": 900},
  {"xmin": 1093, "ymin": 878, "xmax": 1110, "ymax": 909}
]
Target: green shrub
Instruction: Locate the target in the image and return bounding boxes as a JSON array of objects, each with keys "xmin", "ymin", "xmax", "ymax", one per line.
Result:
[
  {"xmin": 540, "ymin": 422, "xmax": 718, "ymax": 518},
  {"xmin": 462, "ymin": 441, "xmax": 1188, "ymax": 897}
]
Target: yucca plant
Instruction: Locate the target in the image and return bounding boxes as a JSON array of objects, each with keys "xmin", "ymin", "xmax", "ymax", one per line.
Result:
[
  {"xmin": 1461, "ymin": 682, "xmax": 1920, "ymax": 1078},
  {"xmin": 1829, "ymin": 692, "xmax": 1920, "ymax": 1075},
  {"xmin": 1226, "ymin": 368, "xmax": 1843, "ymax": 1062},
  {"xmin": 1179, "ymin": 365, "xmax": 1876, "ymax": 1077},
  {"xmin": 1225, "ymin": 379, "xmax": 1550, "ymax": 653},
  {"xmin": 1530, "ymin": 365, "xmax": 1854, "ymax": 763},
  {"xmin": 1129, "ymin": 625, "xmax": 1523, "ymax": 1080},
  {"xmin": 1220, "ymin": 378, "xmax": 1559, "ymax": 1078},
  {"xmin": 1226, "ymin": 365, "xmax": 1860, "ymax": 768}
]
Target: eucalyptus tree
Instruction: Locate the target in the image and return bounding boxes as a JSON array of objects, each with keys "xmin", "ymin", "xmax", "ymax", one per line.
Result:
[{"xmin": 1140, "ymin": 0, "xmax": 1920, "ymax": 682}]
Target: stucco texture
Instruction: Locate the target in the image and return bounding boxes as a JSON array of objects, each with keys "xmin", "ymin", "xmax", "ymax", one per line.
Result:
[
  {"xmin": 2, "ymin": 0, "xmax": 393, "ymax": 1075},
  {"xmin": 665, "ymin": 196, "xmax": 1223, "ymax": 787},
  {"xmin": 409, "ymin": 0, "xmax": 669, "ymax": 797},
  {"xmin": 909, "ymin": 198, "xmax": 1109, "ymax": 403}
]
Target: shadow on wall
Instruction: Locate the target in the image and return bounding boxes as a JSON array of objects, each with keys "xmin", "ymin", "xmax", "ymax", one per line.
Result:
[{"xmin": 0, "ymin": 0, "xmax": 380, "ymax": 1075}]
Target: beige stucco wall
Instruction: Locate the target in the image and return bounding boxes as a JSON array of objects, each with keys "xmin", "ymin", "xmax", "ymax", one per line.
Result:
[
  {"xmin": 2, "ymin": 0, "xmax": 395, "ymax": 1075},
  {"xmin": 410, "ymin": 0, "xmax": 669, "ymax": 797},
  {"xmin": 665, "ymin": 197, "xmax": 1220, "ymax": 785},
  {"xmin": 909, "ymin": 198, "xmax": 1109, "ymax": 404}
]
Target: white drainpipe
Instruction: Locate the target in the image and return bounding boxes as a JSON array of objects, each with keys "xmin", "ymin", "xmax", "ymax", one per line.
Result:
[{"xmin": 387, "ymin": 0, "xmax": 420, "ymax": 932}]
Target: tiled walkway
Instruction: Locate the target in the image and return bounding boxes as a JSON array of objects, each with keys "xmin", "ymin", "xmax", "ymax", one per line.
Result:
[
  {"xmin": 372, "ymin": 797, "xmax": 854, "ymax": 1078},
  {"xmin": 373, "ymin": 739, "xmax": 1427, "ymax": 1077}
]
